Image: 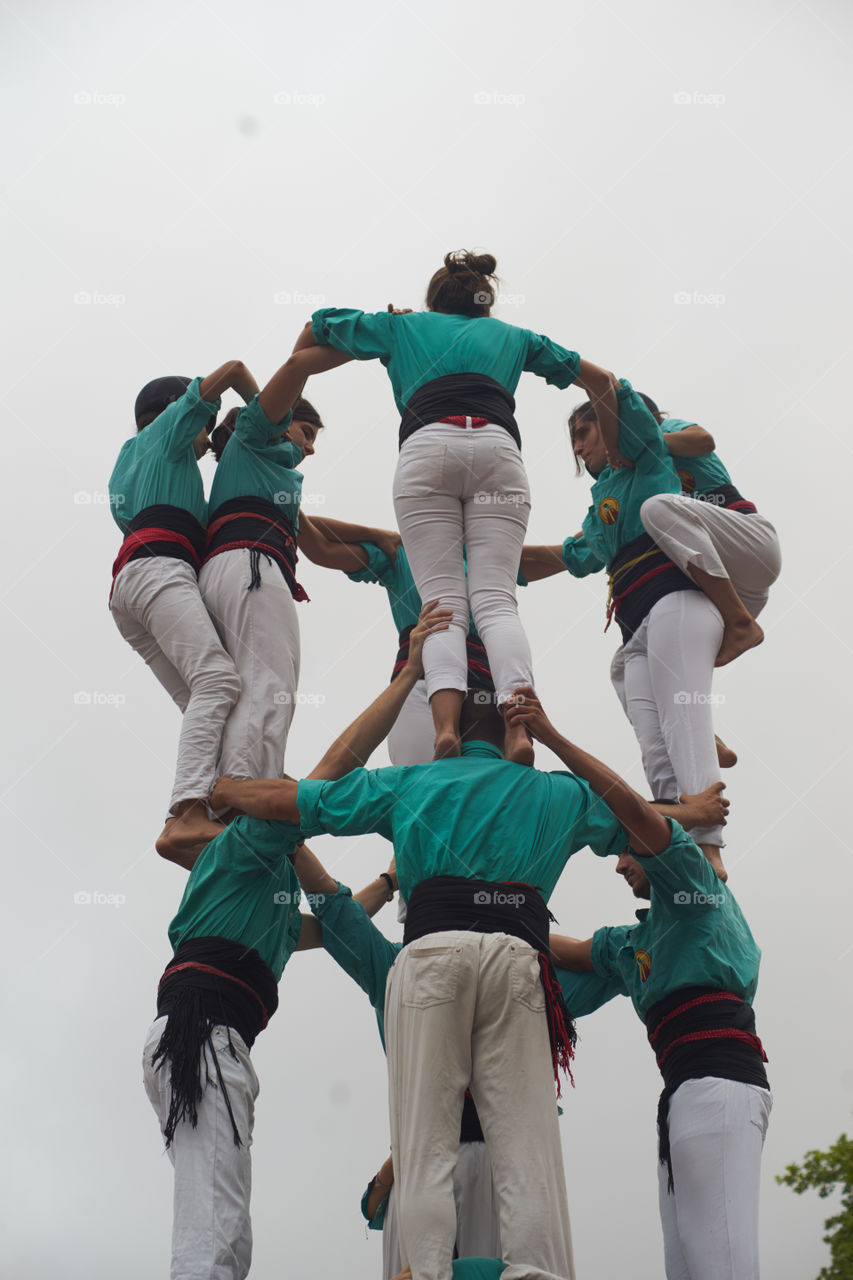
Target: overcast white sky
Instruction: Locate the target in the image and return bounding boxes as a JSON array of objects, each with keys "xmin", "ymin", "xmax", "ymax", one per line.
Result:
[{"xmin": 2, "ymin": 0, "xmax": 852, "ymax": 1276}]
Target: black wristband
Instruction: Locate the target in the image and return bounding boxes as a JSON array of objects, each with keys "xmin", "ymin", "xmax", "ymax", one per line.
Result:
[{"xmin": 379, "ymin": 872, "xmax": 395, "ymax": 898}]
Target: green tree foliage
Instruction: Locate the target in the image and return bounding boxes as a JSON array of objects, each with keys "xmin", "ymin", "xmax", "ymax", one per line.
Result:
[{"xmin": 778, "ymin": 1131, "xmax": 853, "ymax": 1280}]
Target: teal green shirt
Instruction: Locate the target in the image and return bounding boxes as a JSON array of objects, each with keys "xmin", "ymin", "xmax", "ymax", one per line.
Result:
[
  {"xmin": 168, "ymin": 816, "xmax": 305, "ymax": 979},
  {"xmin": 589, "ymin": 823, "xmax": 761, "ymax": 1020},
  {"xmin": 312, "ymin": 308, "xmax": 581, "ymax": 415},
  {"xmin": 663, "ymin": 417, "xmax": 732, "ymax": 497},
  {"xmin": 208, "ymin": 396, "xmax": 303, "ymax": 527},
  {"xmin": 109, "ymin": 376, "xmax": 220, "ymax": 533},
  {"xmin": 297, "ymin": 740, "xmax": 626, "ymax": 902},
  {"xmin": 561, "ymin": 379, "xmax": 682, "ymax": 576}
]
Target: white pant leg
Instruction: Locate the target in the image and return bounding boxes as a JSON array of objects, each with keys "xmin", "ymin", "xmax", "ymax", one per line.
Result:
[
  {"xmin": 385, "ymin": 931, "xmax": 476, "ymax": 1280},
  {"xmin": 388, "ymin": 680, "xmax": 435, "ymax": 766},
  {"xmin": 621, "ymin": 617, "xmax": 680, "ymax": 803},
  {"xmin": 382, "ymin": 1185, "xmax": 403, "ymax": 1280},
  {"xmin": 394, "ymin": 428, "xmax": 470, "ymax": 700},
  {"xmin": 453, "ymin": 1141, "xmax": 502, "ymax": 1259},
  {"xmin": 143, "ymin": 1017, "xmax": 259, "ymax": 1280},
  {"xmin": 200, "ymin": 550, "xmax": 301, "ymax": 780},
  {"xmin": 111, "ymin": 559, "xmax": 241, "ymax": 812},
  {"xmin": 469, "ymin": 935, "xmax": 574, "ymax": 1280},
  {"xmin": 461, "ymin": 433, "xmax": 533, "ymax": 704},
  {"xmin": 385, "ymin": 931, "xmax": 573, "ymax": 1280},
  {"xmin": 646, "ymin": 592, "xmax": 724, "ymax": 845},
  {"xmin": 659, "ymin": 1078, "xmax": 772, "ymax": 1280},
  {"xmin": 640, "ymin": 495, "xmax": 781, "ymax": 619}
]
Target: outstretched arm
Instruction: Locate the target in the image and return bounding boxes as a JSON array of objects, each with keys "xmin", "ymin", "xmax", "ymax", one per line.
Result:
[
  {"xmin": 199, "ymin": 360, "xmax": 259, "ymax": 404},
  {"xmin": 520, "ymin": 545, "xmax": 569, "ymax": 582},
  {"xmin": 664, "ymin": 425, "xmax": 715, "ymax": 457},
  {"xmin": 211, "ymin": 602, "xmax": 451, "ymax": 818},
  {"xmin": 575, "ymin": 360, "xmax": 628, "ymax": 470},
  {"xmin": 505, "ymin": 687, "xmax": 671, "ymax": 855},
  {"xmin": 550, "ymin": 934, "xmax": 594, "ymax": 971},
  {"xmin": 258, "ymin": 345, "xmax": 353, "ymax": 424},
  {"xmin": 298, "ymin": 515, "xmax": 371, "ymax": 573},
  {"xmin": 310, "ymin": 517, "xmax": 402, "ymax": 567}
]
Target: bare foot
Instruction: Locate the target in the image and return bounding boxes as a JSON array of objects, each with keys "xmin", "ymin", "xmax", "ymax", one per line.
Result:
[
  {"xmin": 700, "ymin": 843, "xmax": 728, "ymax": 884},
  {"xmin": 156, "ymin": 809, "xmax": 224, "ymax": 870},
  {"xmin": 504, "ymin": 720, "xmax": 535, "ymax": 767},
  {"xmin": 715, "ymin": 618, "xmax": 764, "ymax": 667},
  {"xmin": 715, "ymin": 735, "xmax": 738, "ymax": 768},
  {"xmin": 678, "ymin": 783, "xmax": 729, "ymax": 831},
  {"xmin": 433, "ymin": 731, "xmax": 461, "ymax": 760}
]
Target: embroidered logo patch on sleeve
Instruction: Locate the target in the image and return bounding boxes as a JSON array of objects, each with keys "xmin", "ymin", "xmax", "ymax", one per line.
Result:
[
  {"xmin": 677, "ymin": 469, "xmax": 696, "ymax": 495},
  {"xmin": 598, "ymin": 497, "xmax": 619, "ymax": 525},
  {"xmin": 635, "ymin": 949, "xmax": 651, "ymax": 982}
]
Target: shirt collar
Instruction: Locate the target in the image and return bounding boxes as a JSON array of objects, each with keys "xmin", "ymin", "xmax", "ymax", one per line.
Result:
[{"xmin": 460, "ymin": 740, "xmax": 504, "ymax": 760}]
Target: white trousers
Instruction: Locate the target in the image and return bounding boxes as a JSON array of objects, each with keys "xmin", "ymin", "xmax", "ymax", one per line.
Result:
[
  {"xmin": 143, "ymin": 1016, "xmax": 259, "ymax": 1280},
  {"xmin": 110, "ymin": 559, "xmax": 241, "ymax": 813},
  {"xmin": 658, "ymin": 1078, "xmax": 772, "ymax": 1280},
  {"xmin": 199, "ymin": 549, "xmax": 301, "ymax": 780},
  {"xmin": 612, "ymin": 592, "xmax": 724, "ymax": 845},
  {"xmin": 381, "ymin": 1142, "xmax": 501, "ymax": 1280},
  {"xmin": 640, "ymin": 495, "xmax": 781, "ymax": 620},
  {"xmin": 393, "ymin": 424, "xmax": 533, "ymax": 705},
  {"xmin": 385, "ymin": 931, "xmax": 575, "ymax": 1280},
  {"xmin": 388, "ymin": 680, "xmax": 435, "ymax": 766}
]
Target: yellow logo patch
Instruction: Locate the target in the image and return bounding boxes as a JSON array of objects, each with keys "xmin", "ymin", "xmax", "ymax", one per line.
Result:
[
  {"xmin": 678, "ymin": 469, "xmax": 696, "ymax": 495},
  {"xmin": 598, "ymin": 497, "xmax": 619, "ymax": 525},
  {"xmin": 635, "ymin": 949, "xmax": 651, "ymax": 982}
]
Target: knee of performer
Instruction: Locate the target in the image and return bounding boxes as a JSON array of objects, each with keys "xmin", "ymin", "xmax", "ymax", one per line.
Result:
[
  {"xmin": 639, "ymin": 493, "xmax": 675, "ymax": 536},
  {"xmin": 469, "ymin": 587, "xmax": 517, "ymax": 628},
  {"xmin": 195, "ymin": 665, "xmax": 241, "ymax": 707}
]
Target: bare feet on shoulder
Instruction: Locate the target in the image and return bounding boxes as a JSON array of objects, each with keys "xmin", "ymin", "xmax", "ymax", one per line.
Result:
[
  {"xmin": 715, "ymin": 734, "xmax": 738, "ymax": 768},
  {"xmin": 156, "ymin": 803, "xmax": 224, "ymax": 870},
  {"xmin": 433, "ymin": 731, "xmax": 461, "ymax": 760},
  {"xmin": 504, "ymin": 718, "xmax": 535, "ymax": 767},
  {"xmin": 715, "ymin": 618, "xmax": 763, "ymax": 667}
]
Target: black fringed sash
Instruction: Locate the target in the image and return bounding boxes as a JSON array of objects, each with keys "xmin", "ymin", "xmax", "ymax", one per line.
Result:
[
  {"xmin": 646, "ymin": 985, "xmax": 769, "ymax": 1192},
  {"xmin": 151, "ymin": 936, "xmax": 278, "ymax": 1148},
  {"xmin": 404, "ymin": 876, "xmax": 576, "ymax": 1095},
  {"xmin": 204, "ymin": 497, "xmax": 308, "ymax": 601}
]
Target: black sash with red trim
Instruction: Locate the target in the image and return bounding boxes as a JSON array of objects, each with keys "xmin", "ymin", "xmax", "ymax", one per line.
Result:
[
  {"xmin": 404, "ymin": 876, "xmax": 576, "ymax": 1096},
  {"xmin": 399, "ymin": 373, "xmax": 521, "ymax": 449},
  {"xmin": 152, "ymin": 936, "xmax": 279, "ymax": 1148},
  {"xmin": 204, "ymin": 497, "xmax": 308, "ymax": 601},
  {"xmin": 695, "ymin": 483, "xmax": 758, "ymax": 514},
  {"xmin": 646, "ymin": 985, "xmax": 769, "ymax": 1190},
  {"xmin": 391, "ymin": 625, "xmax": 495, "ymax": 691},
  {"xmin": 607, "ymin": 532, "xmax": 700, "ymax": 642},
  {"xmin": 111, "ymin": 504, "xmax": 207, "ymax": 592}
]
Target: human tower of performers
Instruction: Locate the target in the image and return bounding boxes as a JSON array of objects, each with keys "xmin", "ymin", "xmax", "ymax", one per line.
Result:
[{"xmin": 108, "ymin": 251, "xmax": 782, "ymax": 1280}]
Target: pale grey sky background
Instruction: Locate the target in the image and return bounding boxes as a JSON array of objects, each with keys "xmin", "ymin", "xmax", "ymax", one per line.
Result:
[{"xmin": 2, "ymin": 0, "xmax": 852, "ymax": 1276}]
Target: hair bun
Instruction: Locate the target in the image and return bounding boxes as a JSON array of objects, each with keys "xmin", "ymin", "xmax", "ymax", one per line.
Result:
[{"xmin": 443, "ymin": 249, "xmax": 497, "ymax": 279}]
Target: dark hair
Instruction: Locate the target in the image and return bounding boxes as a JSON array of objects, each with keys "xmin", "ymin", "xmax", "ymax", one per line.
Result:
[
  {"xmin": 134, "ymin": 375, "xmax": 191, "ymax": 431},
  {"xmin": 426, "ymin": 250, "xmax": 498, "ymax": 318},
  {"xmin": 459, "ymin": 690, "xmax": 505, "ymax": 748},
  {"xmin": 209, "ymin": 406, "xmax": 239, "ymax": 462},
  {"xmin": 567, "ymin": 400, "xmax": 598, "ymax": 477},
  {"xmin": 637, "ymin": 392, "xmax": 662, "ymax": 419},
  {"xmin": 291, "ymin": 397, "xmax": 325, "ymax": 433}
]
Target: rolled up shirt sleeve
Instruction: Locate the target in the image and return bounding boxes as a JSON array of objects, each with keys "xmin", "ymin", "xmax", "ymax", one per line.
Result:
[
  {"xmin": 522, "ymin": 332, "xmax": 581, "ymax": 388},
  {"xmin": 234, "ymin": 395, "xmax": 293, "ymax": 447},
  {"xmin": 561, "ymin": 533, "xmax": 606, "ymax": 578},
  {"xmin": 312, "ymin": 307, "xmax": 395, "ymax": 363},
  {"xmin": 159, "ymin": 376, "xmax": 222, "ymax": 462},
  {"xmin": 590, "ymin": 924, "xmax": 632, "ymax": 980},
  {"xmin": 297, "ymin": 769, "xmax": 399, "ymax": 841}
]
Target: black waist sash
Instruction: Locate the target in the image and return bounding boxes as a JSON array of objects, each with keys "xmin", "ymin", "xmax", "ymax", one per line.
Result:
[
  {"xmin": 646, "ymin": 985, "xmax": 769, "ymax": 1191},
  {"xmin": 404, "ymin": 876, "xmax": 576, "ymax": 1094},
  {"xmin": 113, "ymin": 504, "xmax": 207, "ymax": 582},
  {"xmin": 399, "ymin": 373, "xmax": 521, "ymax": 449},
  {"xmin": 695, "ymin": 483, "xmax": 758, "ymax": 514},
  {"xmin": 204, "ymin": 496, "xmax": 308, "ymax": 601},
  {"xmin": 391, "ymin": 624, "xmax": 495, "ymax": 692},
  {"xmin": 152, "ymin": 936, "xmax": 279, "ymax": 1148},
  {"xmin": 607, "ymin": 531, "xmax": 700, "ymax": 642}
]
